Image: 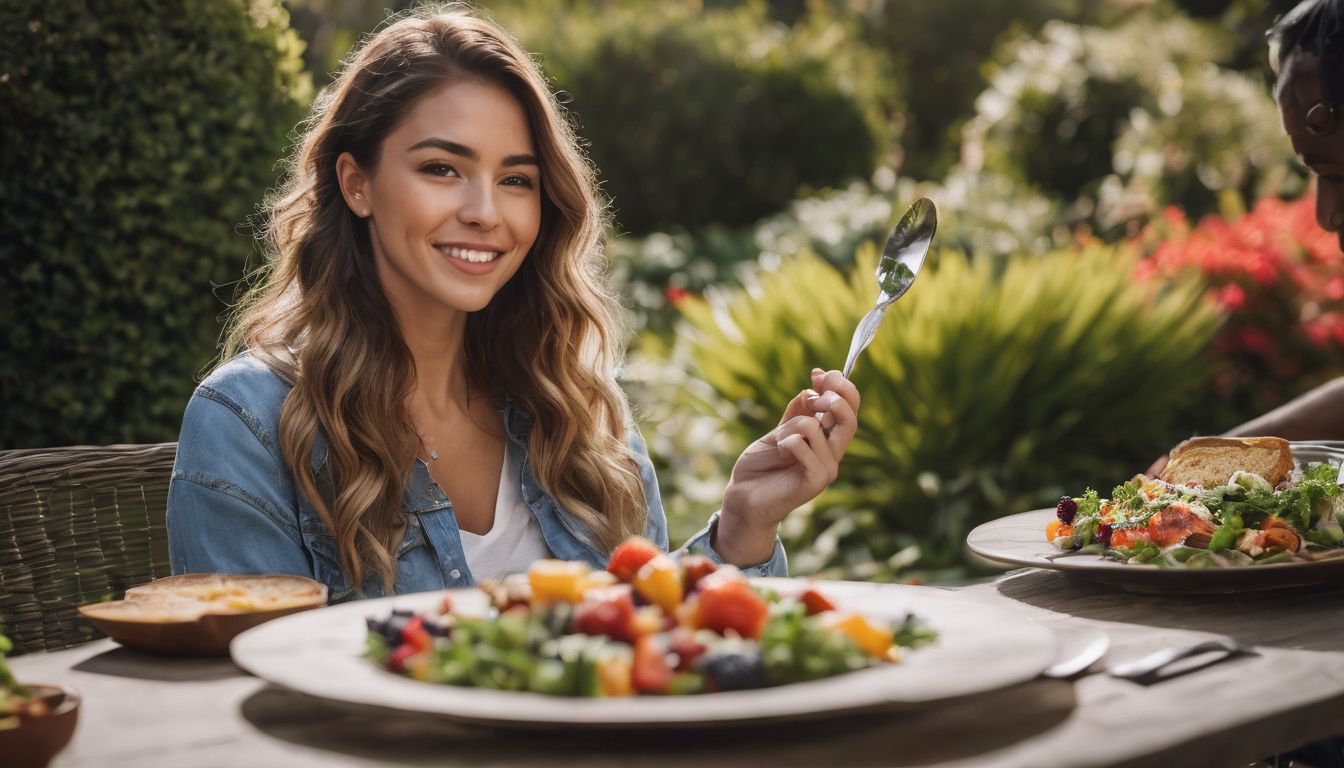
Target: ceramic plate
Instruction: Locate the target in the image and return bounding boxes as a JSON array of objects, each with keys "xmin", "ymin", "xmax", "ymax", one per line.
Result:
[
  {"xmin": 230, "ymin": 579, "xmax": 1055, "ymax": 729},
  {"xmin": 968, "ymin": 442, "xmax": 1344, "ymax": 594},
  {"xmin": 968, "ymin": 508, "xmax": 1344, "ymax": 593}
]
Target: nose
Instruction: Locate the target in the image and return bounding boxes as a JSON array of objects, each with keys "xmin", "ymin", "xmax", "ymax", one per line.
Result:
[
  {"xmin": 458, "ymin": 182, "xmax": 501, "ymax": 230},
  {"xmin": 1317, "ymin": 181, "xmax": 1344, "ymax": 232}
]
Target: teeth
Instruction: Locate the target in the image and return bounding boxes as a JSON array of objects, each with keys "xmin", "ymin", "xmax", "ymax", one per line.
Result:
[{"xmin": 437, "ymin": 245, "xmax": 499, "ymax": 263}]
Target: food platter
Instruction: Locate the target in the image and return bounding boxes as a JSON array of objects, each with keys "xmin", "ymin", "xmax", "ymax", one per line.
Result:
[
  {"xmin": 230, "ymin": 579, "xmax": 1055, "ymax": 729},
  {"xmin": 968, "ymin": 509, "xmax": 1344, "ymax": 594}
]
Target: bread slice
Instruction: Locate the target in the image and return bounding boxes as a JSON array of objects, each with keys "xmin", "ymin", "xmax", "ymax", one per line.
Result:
[
  {"xmin": 79, "ymin": 574, "xmax": 327, "ymax": 623},
  {"xmin": 1159, "ymin": 436, "xmax": 1293, "ymax": 488}
]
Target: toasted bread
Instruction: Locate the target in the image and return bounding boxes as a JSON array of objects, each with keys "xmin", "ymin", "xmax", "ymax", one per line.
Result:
[
  {"xmin": 79, "ymin": 573, "xmax": 327, "ymax": 624},
  {"xmin": 1159, "ymin": 436, "xmax": 1293, "ymax": 488}
]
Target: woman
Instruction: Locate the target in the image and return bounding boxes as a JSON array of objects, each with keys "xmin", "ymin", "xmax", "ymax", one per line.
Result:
[{"xmin": 166, "ymin": 6, "xmax": 860, "ymax": 602}]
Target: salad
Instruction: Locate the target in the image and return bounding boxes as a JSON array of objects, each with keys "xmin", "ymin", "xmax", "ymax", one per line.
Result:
[
  {"xmin": 1047, "ymin": 462, "xmax": 1344, "ymax": 567},
  {"xmin": 366, "ymin": 538, "xmax": 936, "ymax": 696}
]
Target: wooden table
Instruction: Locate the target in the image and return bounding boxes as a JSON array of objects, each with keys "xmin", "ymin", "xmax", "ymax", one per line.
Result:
[{"xmin": 12, "ymin": 568, "xmax": 1344, "ymax": 768}]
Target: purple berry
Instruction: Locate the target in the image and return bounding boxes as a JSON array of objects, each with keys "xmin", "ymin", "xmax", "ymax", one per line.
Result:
[
  {"xmin": 1056, "ymin": 496, "xmax": 1078, "ymax": 524},
  {"xmin": 1097, "ymin": 522, "xmax": 1114, "ymax": 548}
]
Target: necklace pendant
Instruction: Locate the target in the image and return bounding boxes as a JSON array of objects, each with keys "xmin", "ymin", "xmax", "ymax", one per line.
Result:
[{"xmin": 429, "ymin": 450, "xmax": 439, "ymax": 461}]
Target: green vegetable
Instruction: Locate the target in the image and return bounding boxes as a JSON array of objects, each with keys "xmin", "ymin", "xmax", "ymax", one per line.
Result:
[
  {"xmin": 1207, "ymin": 516, "xmax": 1245, "ymax": 552},
  {"xmin": 892, "ymin": 615, "xmax": 939, "ymax": 649}
]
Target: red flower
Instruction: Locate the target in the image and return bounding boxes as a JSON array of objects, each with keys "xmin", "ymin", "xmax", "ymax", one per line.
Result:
[
  {"xmin": 1216, "ymin": 283, "xmax": 1246, "ymax": 311},
  {"xmin": 665, "ymin": 285, "xmax": 690, "ymax": 307},
  {"xmin": 1134, "ymin": 193, "xmax": 1344, "ymax": 415}
]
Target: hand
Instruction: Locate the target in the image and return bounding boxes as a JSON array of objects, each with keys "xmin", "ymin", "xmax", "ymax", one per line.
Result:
[
  {"xmin": 715, "ymin": 369, "xmax": 861, "ymax": 566},
  {"xmin": 1146, "ymin": 454, "xmax": 1169, "ymax": 478}
]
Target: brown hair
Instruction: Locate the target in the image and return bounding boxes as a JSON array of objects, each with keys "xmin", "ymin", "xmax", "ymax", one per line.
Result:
[{"xmin": 225, "ymin": 4, "xmax": 645, "ymax": 590}]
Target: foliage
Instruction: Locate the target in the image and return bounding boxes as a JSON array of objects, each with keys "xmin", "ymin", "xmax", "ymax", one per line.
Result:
[
  {"xmin": 795, "ymin": 0, "xmax": 1086, "ymax": 179},
  {"xmin": 961, "ymin": 9, "xmax": 1301, "ymax": 236},
  {"xmin": 610, "ymin": 175, "xmax": 1066, "ymax": 337},
  {"xmin": 654, "ymin": 244, "xmax": 1219, "ymax": 579},
  {"xmin": 0, "ymin": 0, "xmax": 311, "ymax": 448},
  {"xmin": 1134, "ymin": 194, "xmax": 1344, "ymax": 427},
  {"xmin": 489, "ymin": 0, "xmax": 896, "ymax": 235}
]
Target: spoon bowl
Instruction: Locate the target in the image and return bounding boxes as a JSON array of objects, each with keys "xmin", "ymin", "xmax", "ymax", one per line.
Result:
[
  {"xmin": 840, "ymin": 198, "xmax": 937, "ymax": 378},
  {"xmin": 875, "ymin": 197, "xmax": 937, "ymax": 308}
]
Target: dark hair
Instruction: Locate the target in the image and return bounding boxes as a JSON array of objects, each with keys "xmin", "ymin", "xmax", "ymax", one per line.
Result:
[{"xmin": 1269, "ymin": 0, "xmax": 1344, "ymax": 106}]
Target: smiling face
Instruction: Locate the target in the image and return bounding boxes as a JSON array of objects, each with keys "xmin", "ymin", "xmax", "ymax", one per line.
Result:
[
  {"xmin": 337, "ymin": 79, "xmax": 542, "ymax": 323},
  {"xmin": 1276, "ymin": 49, "xmax": 1344, "ymax": 251}
]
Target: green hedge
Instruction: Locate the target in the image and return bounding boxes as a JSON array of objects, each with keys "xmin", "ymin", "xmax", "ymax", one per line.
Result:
[
  {"xmin": 654, "ymin": 243, "xmax": 1220, "ymax": 579},
  {"xmin": 491, "ymin": 0, "xmax": 896, "ymax": 235},
  {"xmin": 0, "ymin": 0, "xmax": 310, "ymax": 448}
]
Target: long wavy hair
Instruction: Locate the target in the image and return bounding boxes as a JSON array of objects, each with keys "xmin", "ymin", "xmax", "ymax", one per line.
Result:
[{"xmin": 224, "ymin": 5, "xmax": 646, "ymax": 590}]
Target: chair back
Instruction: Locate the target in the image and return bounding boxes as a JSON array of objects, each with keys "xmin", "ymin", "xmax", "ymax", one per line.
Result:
[{"xmin": 0, "ymin": 443, "xmax": 176, "ymax": 654}]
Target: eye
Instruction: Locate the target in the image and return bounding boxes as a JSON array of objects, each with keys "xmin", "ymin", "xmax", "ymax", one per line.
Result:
[
  {"xmin": 420, "ymin": 162, "xmax": 459, "ymax": 178},
  {"xmin": 501, "ymin": 174, "xmax": 536, "ymax": 190}
]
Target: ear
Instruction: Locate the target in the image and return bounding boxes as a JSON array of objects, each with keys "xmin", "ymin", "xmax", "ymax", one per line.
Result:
[{"xmin": 335, "ymin": 152, "xmax": 372, "ymax": 218}]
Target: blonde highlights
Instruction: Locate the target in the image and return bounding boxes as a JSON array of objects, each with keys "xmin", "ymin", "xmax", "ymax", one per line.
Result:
[{"xmin": 225, "ymin": 5, "xmax": 646, "ymax": 590}]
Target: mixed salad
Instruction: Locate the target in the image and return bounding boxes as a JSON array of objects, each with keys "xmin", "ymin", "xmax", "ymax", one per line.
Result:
[
  {"xmin": 1047, "ymin": 462, "xmax": 1344, "ymax": 567},
  {"xmin": 366, "ymin": 538, "xmax": 936, "ymax": 696}
]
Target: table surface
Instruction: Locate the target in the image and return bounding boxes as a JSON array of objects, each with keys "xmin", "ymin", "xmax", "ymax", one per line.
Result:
[{"xmin": 12, "ymin": 568, "xmax": 1344, "ymax": 768}]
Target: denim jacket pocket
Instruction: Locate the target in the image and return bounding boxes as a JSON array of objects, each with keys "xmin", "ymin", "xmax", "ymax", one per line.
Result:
[{"xmin": 299, "ymin": 529, "xmax": 357, "ymax": 602}]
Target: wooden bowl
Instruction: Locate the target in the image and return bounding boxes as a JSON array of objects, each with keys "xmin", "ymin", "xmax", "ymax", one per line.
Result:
[
  {"xmin": 0, "ymin": 684, "xmax": 80, "ymax": 768},
  {"xmin": 78, "ymin": 573, "xmax": 327, "ymax": 657}
]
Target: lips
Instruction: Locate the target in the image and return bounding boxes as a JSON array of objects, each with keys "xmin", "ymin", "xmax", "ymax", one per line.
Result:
[{"xmin": 434, "ymin": 244, "xmax": 501, "ymax": 263}]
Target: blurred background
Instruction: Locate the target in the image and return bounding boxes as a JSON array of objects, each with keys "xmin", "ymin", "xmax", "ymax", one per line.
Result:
[{"xmin": 4, "ymin": 0, "xmax": 1341, "ymax": 582}]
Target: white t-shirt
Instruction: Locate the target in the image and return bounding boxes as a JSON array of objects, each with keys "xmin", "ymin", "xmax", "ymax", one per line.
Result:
[{"xmin": 459, "ymin": 449, "xmax": 551, "ymax": 581}]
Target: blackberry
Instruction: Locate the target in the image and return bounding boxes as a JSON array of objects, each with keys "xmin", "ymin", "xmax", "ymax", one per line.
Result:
[
  {"xmin": 1056, "ymin": 496, "xmax": 1078, "ymax": 524},
  {"xmin": 698, "ymin": 651, "xmax": 765, "ymax": 691},
  {"xmin": 1096, "ymin": 522, "xmax": 1114, "ymax": 548}
]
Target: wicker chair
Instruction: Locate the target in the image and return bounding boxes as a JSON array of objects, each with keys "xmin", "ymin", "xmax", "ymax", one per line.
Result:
[{"xmin": 0, "ymin": 443, "xmax": 177, "ymax": 654}]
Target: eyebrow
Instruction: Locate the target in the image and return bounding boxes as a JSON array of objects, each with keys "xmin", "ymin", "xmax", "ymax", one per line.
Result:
[{"xmin": 406, "ymin": 137, "xmax": 539, "ymax": 167}]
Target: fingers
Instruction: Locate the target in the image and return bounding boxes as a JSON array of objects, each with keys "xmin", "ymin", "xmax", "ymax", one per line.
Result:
[
  {"xmin": 1146, "ymin": 455, "xmax": 1169, "ymax": 479},
  {"xmin": 775, "ymin": 414, "xmax": 838, "ymax": 484},
  {"xmin": 777, "ymin": 431, "xmax": 832, "ymax": 488},
  {"xmin": 811, "ymin": 368, "xmax": 860, "ymax": 413}
]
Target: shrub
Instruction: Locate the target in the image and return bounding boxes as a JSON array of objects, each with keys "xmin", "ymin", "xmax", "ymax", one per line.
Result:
[
  {"xmin": 656, "ymin": 242, "xmax": 1219, "ymax": 579},
  {"xmin": 1134, "ymin": 194, "xmax": 1344, "ymax": 427},
  {"xmin": 961, "ymin": 10, "xmax": 1300, "ymax": 234},
  {"xmin": 491, "ymin": 0, "xmax": 896, "ymax": 235},
  {"xmin": 813, "ymin": 0, "xmax": 1083, "ymax": 179},
  {"xmin": 0, "ymin": 0, "xmax": 311, "ymax": 447},
  {"xmin": 610, "ymin": 173, "xmax": 1066, "ymax": 338}
]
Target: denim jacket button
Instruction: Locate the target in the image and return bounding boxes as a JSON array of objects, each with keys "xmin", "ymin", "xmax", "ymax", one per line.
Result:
[{"xmin": 450, "ymin": 569, "xmax": 462, "ymax": 579}]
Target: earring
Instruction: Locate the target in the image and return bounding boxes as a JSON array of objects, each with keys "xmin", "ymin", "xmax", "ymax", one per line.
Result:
[{"xmin": 1306, "ymin": 102, "xmax": 1339, "ymax": 137}]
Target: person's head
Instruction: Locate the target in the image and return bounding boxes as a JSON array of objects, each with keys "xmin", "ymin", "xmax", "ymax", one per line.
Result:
[
  {"xmin": 230, "ymin": 5, "xmax": 646, "ymax": 589},
  {"xmin": 1269, "ymin": 0, "xmax": 1344, "ymax": 248}
]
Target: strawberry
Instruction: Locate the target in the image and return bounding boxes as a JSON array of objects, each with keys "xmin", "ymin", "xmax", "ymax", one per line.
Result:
[
  {"xmin": 693, "ymin": 578, "xmax": 769, "ymax": 640},
  {"xmin": 400, "ymin": 614, "xmax": 433, "ymax": 653},
  {"xmin": 798, "ymin": 586, "xmax": 837, "ymax": 615},
  {"xmin": 607, "ymin": 536, "xmax": 663, "ymax": 582},
  {"xmin": 667, "ymin": 628, "xmax": 708, "ymax": 672},
  {"xmin": 631, "ymin": 634, "xmax": 674, "ymax": 694},
  {"xmin": 574, "ymin": 588, "xmax": 638, "ymax": 643},
  {"xmin": 678, "ymin": 554, "xmax": 719, "ymax": 593}
]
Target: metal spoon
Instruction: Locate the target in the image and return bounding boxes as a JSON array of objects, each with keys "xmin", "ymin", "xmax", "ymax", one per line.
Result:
[
  {"xmin": 1042, "ymin": 629, "xmax": 1111, "ymax": 680},
  {"xmin": 840, "ymin": 197, "xmax": 937, "ymax": 378}
]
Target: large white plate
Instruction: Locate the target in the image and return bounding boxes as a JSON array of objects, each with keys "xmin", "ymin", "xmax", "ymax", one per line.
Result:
[
  {"xmin": 968, "ymin": 508, "xmax": 1344, "ymax": 594},
  {"xmin": 230, "ymin": 579, "xmax": 1055, "ymax": 729}
]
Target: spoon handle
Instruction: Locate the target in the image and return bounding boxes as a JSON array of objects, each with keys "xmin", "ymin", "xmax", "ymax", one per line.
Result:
[{"xmin": 842, "ymin": 305, "xmax": 888, "ymax": 379}]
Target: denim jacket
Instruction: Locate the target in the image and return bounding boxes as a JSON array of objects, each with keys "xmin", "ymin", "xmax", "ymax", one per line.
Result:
[{"xmin": 167, "ymin": 354, "xmax": 787, "ymax": 602}]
